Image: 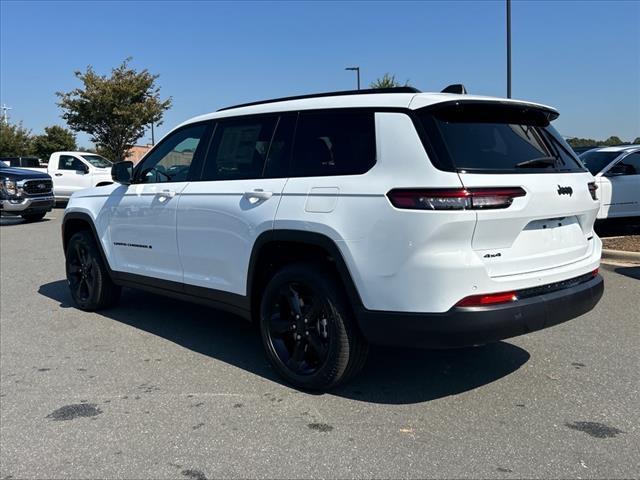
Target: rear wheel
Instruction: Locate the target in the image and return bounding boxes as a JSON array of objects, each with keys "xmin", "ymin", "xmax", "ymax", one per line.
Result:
[
  {"xmin": 259, "ymin": 263, "xmax": 368, "ymax": 390},
  {"xmin": 65, "ymin": 230, "xmax": 121, "ymax": 311},
  {"xmin": 21, "ymin": 212, "xmax": 46, "ymax": 222}
]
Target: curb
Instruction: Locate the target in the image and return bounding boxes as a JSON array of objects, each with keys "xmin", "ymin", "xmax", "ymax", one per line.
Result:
[{"xmin": 601, "ymin": 248, "xmax": 640, "ymax": 264}]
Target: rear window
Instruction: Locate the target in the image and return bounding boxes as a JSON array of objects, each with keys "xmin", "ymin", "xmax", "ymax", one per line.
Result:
[
  {"xmin": 292, "ymin": 111, "xmax": 376, "ymax": 177},
  {"xmin": 579, "ymin": 150, "xmax": 622, "ymax": 175},
  {"xmin": 418, "ymin": 102, "xmax": 586, "ymax": 173}
]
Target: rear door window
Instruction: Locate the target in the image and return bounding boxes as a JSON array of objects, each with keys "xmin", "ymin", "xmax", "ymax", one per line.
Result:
[
  {"xmin": 418, "ymin": 102, "xmax": 586, "ymax": 173},
  {"xmin": 292, "ymin": 110, "xmax": 376, "ymax": 177}
]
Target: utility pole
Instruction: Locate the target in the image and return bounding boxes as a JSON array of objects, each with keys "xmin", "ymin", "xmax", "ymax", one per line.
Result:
[
  {"xmin": 506, "ymin": 0, "xmax": 512, "ymax": 98},
  {"xmin": 1, "ymin": 104, "xmax": 12, "ymax": 124},
  {"xmin": 151, "ymin": 122, "xmax": 155, "ymax": 145},
  {"xmin": 345, "ymin": 67, "xmax": 361, "ymax": 90}
]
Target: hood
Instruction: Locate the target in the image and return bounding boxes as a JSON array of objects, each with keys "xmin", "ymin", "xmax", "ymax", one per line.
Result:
[{"xmin": 0, "ymin": 166, "xmax": 52, "ymax": 180}]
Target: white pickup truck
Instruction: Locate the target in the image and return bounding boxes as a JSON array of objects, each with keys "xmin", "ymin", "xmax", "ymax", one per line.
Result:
[{"xmin": 25, "ymin": 152, "xmax": 114, "ymax": 201}]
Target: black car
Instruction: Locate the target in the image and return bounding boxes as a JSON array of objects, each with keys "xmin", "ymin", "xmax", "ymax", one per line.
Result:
[
  {"xmin": 0, "ymin": 161, "xmax": 55, "ymax": 222},
  {"xmin": 0, "ymin": 156, "xmax": 45, "ymax": 168}
]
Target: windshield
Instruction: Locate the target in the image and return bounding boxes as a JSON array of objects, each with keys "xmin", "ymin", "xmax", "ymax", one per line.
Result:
[
  {"xmin": 0, "ymin": 160, "xmax": 7, "ymax": 167},
  {"xmin": 81, "ymin": 154, "xmax": 112, "ymax": 168},
  {"xmin": 417, "ymin": 103, "xmax": 586, "ymax": 173},
  {"xmin": 579, "ymin": 151, "xmax": 623, "ymax": 175}
]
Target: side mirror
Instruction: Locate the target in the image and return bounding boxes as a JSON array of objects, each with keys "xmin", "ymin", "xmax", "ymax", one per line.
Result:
[
  {"xmin": 78, "ymin": 163, "xmax": 90, "ymax": 174},
  {"xmin": 605, "ymin": 163, "xmax": 633, "ymax": 177},
  {"xmin": 112, "ymin": 160, "xmax": 134, "ymax": 184}
]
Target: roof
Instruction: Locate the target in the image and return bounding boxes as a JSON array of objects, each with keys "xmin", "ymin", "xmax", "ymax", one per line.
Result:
[{"xmin": 176, "ymin": 90, "xmax": 559, "ymax": 130}]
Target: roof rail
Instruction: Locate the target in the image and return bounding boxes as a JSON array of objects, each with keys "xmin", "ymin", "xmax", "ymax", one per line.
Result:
[{"xmin": 217, "ymin": 86, "xmax": 422, "ymax": 112}]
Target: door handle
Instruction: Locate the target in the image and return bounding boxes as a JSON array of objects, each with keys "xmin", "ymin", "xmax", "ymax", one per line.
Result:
[
  {"xmin": 54, "ymin": 173, "xmax": 63, "ymax": 176},
  {"xmin": 244, "ymin": 189, "xmax": 273, "ymax": 203},
  {"xmin": 157, "ymin": 189, "xmax": 176, "ymax": 200}
]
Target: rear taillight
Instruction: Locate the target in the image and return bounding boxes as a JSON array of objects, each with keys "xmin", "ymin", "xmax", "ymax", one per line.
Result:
[
  {"xmin": 455, "ymin": 291, "xmax": 518, "ymax": 307},
  {"xmin": 387, "ymin": 187, "xmax": 526, "ymax": 210},
  {"xmin": 588, "ymin": 182, "xmax": 598, "ymax": 201}
]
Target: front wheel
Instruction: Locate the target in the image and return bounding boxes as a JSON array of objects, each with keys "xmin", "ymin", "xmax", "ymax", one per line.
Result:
[
  {"xmin": 259, "ymin": 263, "xmax": 368, "ymax": 390},
  {"xmin": 65, "ymin": 230, "xmax": 121, "ymax": 311},
  {"xmin": 21, "ymin": 212, "xmax": 46, "ymax": 222}
]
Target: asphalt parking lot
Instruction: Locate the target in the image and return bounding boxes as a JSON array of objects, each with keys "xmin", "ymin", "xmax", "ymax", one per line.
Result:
[{"xmin": 1, "ymin": 211, "xmax": 638, "ymax": 479}]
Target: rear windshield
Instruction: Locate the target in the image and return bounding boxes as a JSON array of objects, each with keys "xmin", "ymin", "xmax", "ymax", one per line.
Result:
[
  {"xmin": 417, "ymin": 102, "xmax": 586, "ymax": 173},
  {"xmin": 579, "ymin": 150, "xmax": 622, "ymax": 175}
]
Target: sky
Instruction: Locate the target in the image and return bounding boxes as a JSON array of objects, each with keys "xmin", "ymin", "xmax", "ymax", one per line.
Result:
[{"xmin": 1, "ymin": 0, "xmax": 639, "ymax": 148}]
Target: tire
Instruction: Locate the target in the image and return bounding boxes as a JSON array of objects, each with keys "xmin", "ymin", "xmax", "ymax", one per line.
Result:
[
  {"xmin": 259, "ymin": 262, "xmax": 368, "ymax": 390},
  {"xmin": 65, "ymin": 230, "xmax": 121, "ymax": 311},
  {"xmin": 21, "ymin": 212, "xmax": 46, "ymax": 222}
]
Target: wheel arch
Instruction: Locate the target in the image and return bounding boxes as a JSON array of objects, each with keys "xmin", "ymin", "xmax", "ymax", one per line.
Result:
[
  {"xmin": 62, "ymin": 212, "xmax": 114, "ymax": 278},
  {"xmin": 247, "ymin": 230, "xmax": 364, "ymax": 321}
]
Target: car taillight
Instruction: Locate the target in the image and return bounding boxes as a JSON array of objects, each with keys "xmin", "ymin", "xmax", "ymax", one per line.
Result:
[
  {"xmin": 588, "ymin": 182, "xmax": 598, "ymax": 200},
  {"xmin": 455, "ymin": 291, "xmax": 518, "ymax": 307},
  {"xmin": 387, "ymin": 187, "xmax": 526, "ymax": 210}
]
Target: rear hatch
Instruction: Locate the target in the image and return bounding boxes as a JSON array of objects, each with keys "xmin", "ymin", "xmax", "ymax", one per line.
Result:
[{"xmin": 417, "ymin": 100, "xmax": 599, "ymax": 278}]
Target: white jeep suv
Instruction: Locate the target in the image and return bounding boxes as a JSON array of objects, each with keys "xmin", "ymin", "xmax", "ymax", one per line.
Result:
[{"xmin": 62, "ymin": 87, "xmax": 604, "ymax": 390}]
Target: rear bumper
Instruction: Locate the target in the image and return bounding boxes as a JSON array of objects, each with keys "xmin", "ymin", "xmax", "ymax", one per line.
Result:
[
  {"xmin": 0, "ymin": 196, "xmax": 54, "ymax": 215},
  {"xmin": 356, "ymin": 273, "xmax": 604, "ymax": 348}
]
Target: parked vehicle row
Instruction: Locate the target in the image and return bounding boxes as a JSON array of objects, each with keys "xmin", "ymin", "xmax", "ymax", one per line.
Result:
[
  {"xmin": 0, "ymin": 160, "xmax": 55, "ymax": 221},
  {"xmin": 579, "ymin": 145, "xmax": 640, "ymax": 219},
  {"xmin": 61, "ymin": 86, "xmax": 604, "ymax": 390}
]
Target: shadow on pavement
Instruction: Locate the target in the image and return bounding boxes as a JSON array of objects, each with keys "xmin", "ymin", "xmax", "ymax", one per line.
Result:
[
  {"xmin": 613, "ymin": 266, "xmax": 640, "ymax": 280},
  {"xmin": 39, "ymin": 279, "xmax": 530, "ymax": 405},
  {"xmin": 0, "ymin": 217, "xmax": 51, "ymax": 227}
]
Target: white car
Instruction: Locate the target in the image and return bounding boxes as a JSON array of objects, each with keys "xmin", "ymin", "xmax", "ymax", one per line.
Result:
[
  {"xmin": 62, "ymin": 86, "xmax": 604, "ymax": 390},
  {"xmin": 579, "ymin": 145, "xmax": 640, "ymax": 219}
]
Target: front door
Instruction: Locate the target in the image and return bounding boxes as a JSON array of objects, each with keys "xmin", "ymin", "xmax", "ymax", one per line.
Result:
[
  {"xmin": 178, "ymin": 114, "xmax": 295, "ymax": 296},
  {"xmin": 107, "ymin": 123, "xmax": 210, "ymax": 284},
  {"xmin": 54, "ymin": 155, "xmax": 92, "ymax": 198}
]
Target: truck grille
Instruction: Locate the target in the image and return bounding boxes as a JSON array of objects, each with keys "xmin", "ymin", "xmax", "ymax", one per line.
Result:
[{"xmin": 22, "ymin": 179, "xmax": 53, "ymax": 196}]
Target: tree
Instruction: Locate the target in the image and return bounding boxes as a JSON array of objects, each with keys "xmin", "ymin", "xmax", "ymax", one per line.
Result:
[
  {"xmin": 0, "ymin": 122, "xmax": 34, "ymax": 157},
  {"xmin": 633, "ymin": 137, "xmax": 640, "ymax": 144},
  {"xmin": 603, "ymin": 136, "xmax": 623, "ymax": 146},
  {"xmin": 370, "ymin": 73, "xmax": 409, "ymax": 89},
  {"xmin": 32, "ymin": 125, "xmax": 77, "ymax": 160},
  {"xmin": 57, "ymin": 58, "xmax": 171, "ymax": 161}
]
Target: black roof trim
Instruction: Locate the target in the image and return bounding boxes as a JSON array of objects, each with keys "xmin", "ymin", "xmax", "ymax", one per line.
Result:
[{"xmin": 217, "ymin": 87, "xmax": 422, "ymax": 112}]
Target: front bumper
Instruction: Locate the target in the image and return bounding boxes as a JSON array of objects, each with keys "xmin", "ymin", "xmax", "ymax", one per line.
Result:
[
  {"xmin": 357, "ymin": 273, "xmax": 604, "ymax": 348},
  {"xmin": 0, "ymin": 196, "xmax": 55, "ymax": 215}
]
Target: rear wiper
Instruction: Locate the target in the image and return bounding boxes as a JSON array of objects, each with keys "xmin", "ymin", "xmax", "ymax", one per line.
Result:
[{"xmin": 515, "ymin": 157, "xmax": 558, "ymax": 168}]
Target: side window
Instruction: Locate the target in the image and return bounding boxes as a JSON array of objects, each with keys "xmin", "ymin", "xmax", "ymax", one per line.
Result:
[
  {"xmin": 202, "ymin": 116, "xmax": 277, "ymax": 181},
  {"xmin": 292, "ymin": 111, "xmax": 376, "ymax": 177},
  {"xmin": 137, "ymin": 124, "xmax": 207, "ymax": 184},
  {"xmin": 59, "ymin": 155, "xmax": 85, "ymax": 171},
  {"xmin": 617, "ymin": 152, "xmax": 640, "ymax": 175}
]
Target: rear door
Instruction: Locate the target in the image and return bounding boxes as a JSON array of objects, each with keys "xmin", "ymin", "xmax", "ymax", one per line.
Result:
[
  {"xmin": 177, "ymin": 114, "xmax": 295, "ymax": 296},
  {"xmin": 418, "ymin": 102, "xmax": 600, "ymax": 278}
]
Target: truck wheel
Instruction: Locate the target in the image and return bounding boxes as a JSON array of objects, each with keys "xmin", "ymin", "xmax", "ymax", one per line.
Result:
[
  {"xmin": 21, "ymin": 213, "xmax": 46, "ymax": 222},
  {"xmin": 260, "ymin": 262, "xmax": 368, "ymax": 390},
  {"xmin": 65, "ymin": 230, "xmax": 121, "ymax": 311}
]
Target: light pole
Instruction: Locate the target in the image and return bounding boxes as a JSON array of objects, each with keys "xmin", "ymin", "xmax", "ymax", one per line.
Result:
[
  {"xmin": 506, "ymin": 0, "xmax": 512, "ymax": 98},
  {"xmin": 151, "ymin": 122, "xmax": 155, "ymax": 146},
  {"xmin": 345, "ymin": 67, "xmax": 360, "ymax": 90}
]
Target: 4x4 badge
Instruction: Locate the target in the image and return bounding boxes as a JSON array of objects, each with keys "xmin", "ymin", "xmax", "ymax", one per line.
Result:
[{"xmin": 557, "ymin": 185, "xmax": 573, "ymax": 196}]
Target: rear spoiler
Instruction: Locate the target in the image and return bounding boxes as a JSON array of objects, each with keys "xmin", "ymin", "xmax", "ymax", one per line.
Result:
[{"xmin": 420, "ymin": 99, "xmax": 559, "ymax": 124}]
